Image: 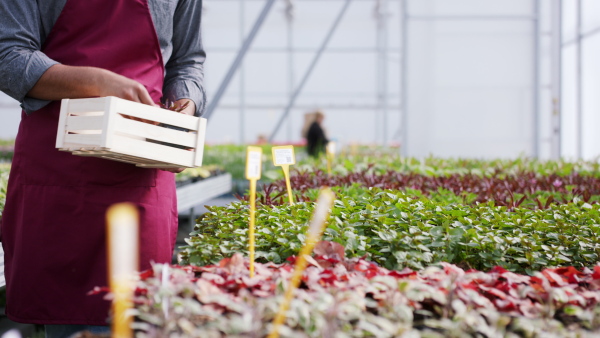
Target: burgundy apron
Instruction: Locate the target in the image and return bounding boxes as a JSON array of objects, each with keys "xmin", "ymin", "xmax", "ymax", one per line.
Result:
[{"xmin": 1, "ymin": 0, "xmax": 178, "ymax": 325}]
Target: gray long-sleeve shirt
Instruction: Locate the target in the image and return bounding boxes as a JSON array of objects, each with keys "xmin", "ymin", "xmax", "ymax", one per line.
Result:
[{"xmin": 0, "ymin": 0, "xmax": 206, "ymax": 116}]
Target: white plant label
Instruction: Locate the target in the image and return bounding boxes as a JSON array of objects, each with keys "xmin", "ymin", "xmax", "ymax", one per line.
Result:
[
  {"xmin": 246, "ymin": 148, "xmax": 262, "ymax": 180},
  {"xmin": 273, "ymin": 147, "xmax": 295, "ymax": 166},
  {"xmin": 307, "ymin": 188, "xmax": 335, "ymax": 239},
  {"xmin": 326, "ymin": 141, "xmax": 336, "ymax": 155}
]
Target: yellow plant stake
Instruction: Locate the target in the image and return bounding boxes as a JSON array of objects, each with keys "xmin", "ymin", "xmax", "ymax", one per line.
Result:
[
  {"xmin": 326, "ymin": 141, "xmax": 336, "ymax": 176},
  {"xmin": 351, "ymin": 142, "xmax": 358, "ymax": 157},
  {"xmin": 268, "ymin": 188, "xmax": 335, "ymax": 338},
  {"xmin": 106, "ymin": 203, "xmax": 139, "ymax": 338},
  {"xmin": 272, "ymin": 145, "xmax": 296, "ymax": 205},
  {"xmin": 246, "ymin": 146, "xmax": 263, "ymax": 278}
]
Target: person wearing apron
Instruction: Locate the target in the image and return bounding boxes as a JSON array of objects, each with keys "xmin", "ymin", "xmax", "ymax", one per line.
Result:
[{"xmin": 0, "ymin": 0, "xmax": 205, "ymax": 336}]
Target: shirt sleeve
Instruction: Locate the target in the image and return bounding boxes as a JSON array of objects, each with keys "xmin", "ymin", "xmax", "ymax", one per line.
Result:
[
  {"xmin": 163, "ymin": 0, "xmax": 207, "ymax": 117},
  {"xmin": 0, "ymin": 0, "xmax": 59, "ymax": 113}
]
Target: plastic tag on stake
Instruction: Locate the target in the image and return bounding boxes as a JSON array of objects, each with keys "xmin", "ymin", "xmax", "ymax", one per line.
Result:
[
  {"xmin": 106, "ymin": 203, "xmax": 138, "ymax": 338},
  {"xmin": 350, "ymin": 143, "xmax": 358, "ymax": 157},
  {"xmin": 246, "ymin": 146, "xmax": 263, "ymax": 180},
  {"xmin": 326, "ymin": 141, "xmax": 336, "ymax": 176},
  {"xmin": 246, "ymin": 146, "xmax": 262, "ymax": 277},
  {"xmin": 268, "ymin": 188, "xmax": 335, "ymax": 338},
  {"xmin": 272, "ymin": 145, "xmax": 296, "ymax": 166},
  {"xmin": 271, "ymin": 146, "xmax": 296, "ymax": 205},
  {"xmin": 326, "ymin": 141, "xmax": 336, "ymax": 157}
]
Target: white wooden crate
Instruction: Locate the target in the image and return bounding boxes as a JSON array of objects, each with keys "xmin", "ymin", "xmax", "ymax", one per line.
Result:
[{"xmin": 56, "ymin": 97, "xmax": 207, "ymax": 168}]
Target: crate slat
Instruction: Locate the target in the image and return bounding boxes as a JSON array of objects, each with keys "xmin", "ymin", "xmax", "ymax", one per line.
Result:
[
  {"xmin": 56, "ymin": 99, "xmax": 70, "ymax": 148},
  {"xmin": 194, "ymin": 118, "xmax": 207, "ymax": 167},
  {"xmin": 66, "ymin": 98, "xmax": 106, "ymax": 114},
  {"xmin": 109, "ymin": 134, "xmax": 195, "ymax": 167},
  {"xmin": 72, "ymin": 150, "xmax": 111, "ymax": 156},
  {"xmin": 73, "ymin": 149, "xmax": 184, "ymax": 168},
  {"xmin": 114, "ymin": 98, "xmax": 198, "ymax": 130},
  {"xmin": 65, "ymin": 115, "xmax": 104, "ymax": 131},
  {"xmin": 63, "ymin": 134, "xmax": 103, "ymax": 147},
  {"xmin": 115, "ymin": 115, "xmax": 196, "ymax": 148}
]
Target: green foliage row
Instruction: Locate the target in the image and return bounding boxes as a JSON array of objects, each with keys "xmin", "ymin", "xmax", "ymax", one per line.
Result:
[
  {"xmin": 0, "ymin": 139, "xmax": 14, "ymax": 162},
  {"xmin": 201, "ymin": 144, "xmax": 308, "ymax": 181},
  {"xmin": 200, "ymin": 144, "xmax": 600, "ymax": 179},
  {"xmin": 0, "ymin": 139, "xmax": 14, "ymax": 147},
  {"xmin": 179, "ymin": 187, "xmax": 600, "ymax": 274},
  {"xmin": 295, "ymin": 183, "xmax": 600, "ymax": 210},
  {"xmin": 317, "ymin": 156, "xmax": 600, "ymax": 178}
]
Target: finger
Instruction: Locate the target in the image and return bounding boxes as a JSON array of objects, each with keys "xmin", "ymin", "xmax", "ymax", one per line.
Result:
[
  {"xmin": 175, "ymin": 100, "xmax": 196, "ymax": 116},
  {"xmin": 137, "ymin": 86, "xmax": 155, "ymax": 107},
  {"xmin": 182, "ymin": 103, "xmax": 196, "ymax": 116}
]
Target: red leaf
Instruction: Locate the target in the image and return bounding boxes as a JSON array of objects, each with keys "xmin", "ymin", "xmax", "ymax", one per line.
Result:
[
  {"xmin": 480, "ymin": 285, "xmax": 508, "ymax": 300},
  {"xmin": 219, "ymin": 253, "xmax": 246, "ymax": 274},
  {"xmin": 314, "ymin": 241, "xmax": 345, "ymax": 260},
  {"xmin": 489, "ymin": 266, "xmax": 509, "ymax": 274},
  {"xmin": 389, "ymin": 268, "xmax": 417, "ymax": 279},
  {"xmin": 549, "ymin": 266, "xmax": 584, "ymax": 284},
  {"xmin": 87, "ymin": 286, "xmax": 110, "ymax": 296},
  {"xmin": 139, "ymin": 269, "xmax": 154, "ymax": 280},
  {"xmin": 542, "ymin": 270, "xmax": 568, "ymax": 286}
]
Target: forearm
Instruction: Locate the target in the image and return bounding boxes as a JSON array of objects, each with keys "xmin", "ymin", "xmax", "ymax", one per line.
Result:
[
  {"xmin": 163, "ymin": 81, "xmax": 205, "ymax": 116},
  {"xmin": 27, "ymin": 64, "xmax": 155, "ymax": 105},
  {"xmin": 164, "ymin": 0, "xmax": 206, "ymax": 116},
  {"xmin": 27, "ymin": 64, "xmax": 107, "ymax": 100}
]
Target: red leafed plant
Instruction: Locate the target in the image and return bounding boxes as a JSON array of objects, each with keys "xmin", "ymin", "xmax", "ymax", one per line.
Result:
[
  {"xmin": 120, "ymin": 241, "xmax": 600, "ymax": 337},
  {"xmin": 247, "ymin": 169, "xmax": 600, "ymax": 208}
]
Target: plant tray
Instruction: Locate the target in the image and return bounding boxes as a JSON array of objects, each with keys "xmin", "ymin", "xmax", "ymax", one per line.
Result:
[
  {"xmin": 56, "ymin": 97, "xmax": 207, "ymax": 168},
  {"xmin": 176, "ymin": 173, "xmax": 232, "ymax": 213}
]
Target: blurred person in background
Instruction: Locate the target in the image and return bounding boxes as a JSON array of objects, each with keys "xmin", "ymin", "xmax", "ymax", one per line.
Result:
[
  {"xmin": 303, "ymin": 110, "xmax": 329, "ymax": 157},
  {"xmin": 0, "ymin": 0, "xmax": 205, "ymax": 336},
  {"xmin": 301, "ymin": 111, "xmax": 315, "ymax": 140}
]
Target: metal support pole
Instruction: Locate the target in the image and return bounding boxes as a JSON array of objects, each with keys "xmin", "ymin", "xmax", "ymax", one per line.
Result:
[
  {"xmin": 533, "ymin": 0, "xmax": 540, "ymax": 158},
  {"xmin": 564, "ymin": 26, "xmax": 600, "ymax": 45},
  {"xmin": 400, "ymin": 0, "xmax": 408, "ymax": 156},
  {"xmin": 576, "ymin": 0, "xmax": 583, "ymax": 159},
  {"xmin": 210, "ymin": 46, "xmax": 402, "ymax": 53},
  {"xmin": 550, "ymin": 0, "xmax": 562, "ymax": 159},
  {"xmin": 268, "ymin": 0, "xmax": 353, "ymax": 142},
  {"xmin": 204, "ymin": 0, "xmax": 276, "ymax": 120},
  {"xmin": 375, "ymin": 2, "xmax": 381, "ymax": 144},
  {"xmin": 381, "ymin": 0, "xmax": 389, "ymax": 145},
  {"xmin": 408, "ymin": 15, "xmax": 535, "ymax": 21},
  {"xmin": 239, "ymin": 0, "xmax": 246, "ymax": 143},
  {"xmin": 286, "ymin": 1, "xmax": 295, "ymax": 142},
  {"xmin": 375, "ymin": 0, "xmax": 389, "ymax": 145},
  {"xmin": 220, "ymin": 104, "xmax": 402, "ymax": 110}
]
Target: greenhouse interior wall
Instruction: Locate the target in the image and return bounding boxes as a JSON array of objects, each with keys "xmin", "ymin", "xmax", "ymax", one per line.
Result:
[{"xmin": 0, "ymin": 0, "xmax": 598, "ymax": 160}]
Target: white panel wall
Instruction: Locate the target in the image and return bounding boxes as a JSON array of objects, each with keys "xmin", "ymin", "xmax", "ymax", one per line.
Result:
[
  {"xmin": 561, "ymin": 0, "xmax": 600, "ymax": 160},
  {"xmin": 203, "ymin": 0, "xmax": 402, "ymax": 146},
  {"xmin": 405, "ymin": 0, "xmax": 536, "ymax": 158}
]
